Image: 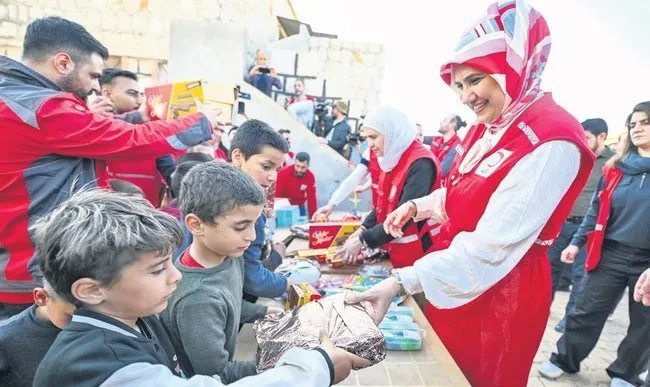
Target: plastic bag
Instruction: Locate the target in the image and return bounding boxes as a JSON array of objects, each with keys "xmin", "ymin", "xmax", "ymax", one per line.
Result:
[{"xmin": 253, "ymin": 292, "xmax": 386, "ymax": 372}]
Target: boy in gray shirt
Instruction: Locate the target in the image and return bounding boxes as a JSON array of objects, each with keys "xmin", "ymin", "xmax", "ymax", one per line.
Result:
[{"xmin": 161, "ymin": 162, "xmax": 282, "ymax": 383}]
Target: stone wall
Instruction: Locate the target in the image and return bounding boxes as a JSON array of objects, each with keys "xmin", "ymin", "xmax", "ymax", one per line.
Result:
[
  {"xmin": 272, "ymin": 36, "xmax": 385, "ymax": 119},
  {"xmin": 0, "ymin": 0, "xmax": 278, "ymax": 83}
]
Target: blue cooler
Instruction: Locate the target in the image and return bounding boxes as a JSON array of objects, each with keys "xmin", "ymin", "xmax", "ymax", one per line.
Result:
[{"xmin": 276, "ymin": 206, "xmax": 300, "ymax": 228}]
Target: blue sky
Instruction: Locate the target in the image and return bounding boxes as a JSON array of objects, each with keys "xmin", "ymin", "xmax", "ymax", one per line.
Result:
[{"xmin": 292, "ymin": 0, "xmax": 649, "ymax": 139}]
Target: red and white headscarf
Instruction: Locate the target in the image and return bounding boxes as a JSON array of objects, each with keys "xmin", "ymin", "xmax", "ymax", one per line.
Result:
[{"xmin": 440, "ymin": 0, "xmax": 551, "ymax": 131}]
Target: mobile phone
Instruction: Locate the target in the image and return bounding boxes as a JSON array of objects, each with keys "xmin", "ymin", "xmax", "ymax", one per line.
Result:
[
  {"xmin": 258, "ymin": 67, "xmax": 271, "ymax": 74},
  {"xmin": 237, "ymin": 101, "xmax": 246, "ymax": 115}
]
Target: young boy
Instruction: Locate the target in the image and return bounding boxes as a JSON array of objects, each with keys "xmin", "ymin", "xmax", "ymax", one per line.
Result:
[
  {"xmin": 229, "ymin": 120, "xmax": 294, "ymax": 300},
  {"xmin": 0, "ymin": 275, "xmax": 74, "ymax": 387},
  {"xmin": 162, "ymin": 162, "xmax": 282, "ymax": 382},
  {"xmin": 31, "ymin": 190, "xmax": 366, "ymax": 386}
]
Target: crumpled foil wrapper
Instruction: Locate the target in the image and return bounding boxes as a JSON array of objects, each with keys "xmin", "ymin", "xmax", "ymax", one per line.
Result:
[
  {"xmin": 253, "ymin": 293, "xmax": 386, "ymax": 372},
  {"xmin": 289, "ymin": 222, "xmax": 309, "ymax": 239}
]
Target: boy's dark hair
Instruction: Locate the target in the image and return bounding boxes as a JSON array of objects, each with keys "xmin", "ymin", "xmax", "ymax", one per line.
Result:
[
  {"xmin": 23, "ymin": 16, "xmax": 109, "ymax": 63},
  {"xmin": 99, "ymin": 68, "xmax": 138, "ymax": 87},
  {"xmin": 109, "ymin": 179, "xmax": 145, "ymax": 196},
  {"xmin": 176, "ymin": 152, "xmax": 213, "ymax": 165},
  {"xmin": 230, "ymin": 119, "xmax": 289, "ymax": 160},
  {"xmin": 33, "ymin": 190, "xmax": 182, "ymax": 306},
  {"xmin": 171, "ymin": 161, "xmax": 203, "ymax": 198},
  {"xmin": 295, "ymin": 152, "xmax": 310, "ymax": 163},
  {"xmin": 228, "ymin": 126, "xmax": 238, "ymax": 136},
  {"xmin": 179, "ymin": 161, "xmax": 265, "ymax": 225},
  {"xmin": 278, "ymin": 129, "xmax": 291, "ymax": 135}
]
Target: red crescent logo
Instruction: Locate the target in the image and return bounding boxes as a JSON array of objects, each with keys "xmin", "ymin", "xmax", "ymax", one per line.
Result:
[{"xmin": 486, "ymin": 151, "xmax": 505, "ymax": 168}]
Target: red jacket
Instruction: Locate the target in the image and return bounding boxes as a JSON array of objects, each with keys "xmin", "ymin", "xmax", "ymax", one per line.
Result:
[
  {"xmin": 585, "ymin": 166, "xmax": 623, "ymax": 271},
  {"xmin": 214, "ymin": 147, "xmax": 228, "ymax": 161},
  {"xmin": 430, "ymin": 134, "xmax": 461, "ymax": 161},
  {"xmin": 0, "ymin": 57, "xmax": 212, "ymax": 303},
  {"xmin": 375, "ymin": 141, "xmax": 441, "ymax": 268},
  {"xmin": 275, "ymin": 165, "xmax": 317, "ymax": 218}
]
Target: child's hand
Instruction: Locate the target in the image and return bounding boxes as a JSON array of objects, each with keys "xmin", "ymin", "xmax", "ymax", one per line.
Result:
[
  {"xmin": 266, "ymin": 306, "xmax": 284, "ymax": 315},
  {"xmin": 319, "ymin": 330, "xmax": 370, "ymax": 383}
]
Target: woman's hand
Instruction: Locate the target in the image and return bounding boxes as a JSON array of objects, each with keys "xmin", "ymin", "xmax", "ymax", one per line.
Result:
[
  {"xmin": 383, "ymin": 201, "xmax": 417, "ymax": 238},
  {"xmin": 634, "ymin": 269, "xmax": 650, "ymax": 306},
  {"xmin": 338, "ymin": 231, "xmax": 365, "ymax": 265},
  {"xmin": 560, "ymin": 245, "xmax": 580, "ymax": 264},
  {"xmin": 312, "ymin": 204, "xmax": 335, "ymax": 221},
  {"xmin": 344, "ymin": 277, "xmax": 400, "ymax": 325}
]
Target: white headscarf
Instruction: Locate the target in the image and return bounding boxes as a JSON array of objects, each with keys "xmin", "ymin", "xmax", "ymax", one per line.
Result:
[{"xmin": 363, "ymin": 106, "xmax": 417, "ymax": 172}]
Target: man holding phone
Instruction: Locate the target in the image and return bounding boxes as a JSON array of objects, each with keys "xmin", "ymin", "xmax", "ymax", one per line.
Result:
[{"xmin": 246, "ymin": 49, "xmax": 282, "ymax": 97}]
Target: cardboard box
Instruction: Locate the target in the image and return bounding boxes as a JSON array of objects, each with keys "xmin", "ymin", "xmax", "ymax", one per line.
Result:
[
  {"xmin": 309, "ymin": 221, "xmax": 363, "ymax": 249},
  {"xmin": 285, "ymin": 283, "xmax": 322, "ymax": 310},
  {"xmin": 145, "ymin": 80, "xmax": 204, "ymax": 121}
]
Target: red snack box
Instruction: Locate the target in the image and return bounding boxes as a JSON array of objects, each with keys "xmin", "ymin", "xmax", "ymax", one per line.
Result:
[{"xmin": 309, "ymin": 221, "xmax": 363, "ymax": 249}]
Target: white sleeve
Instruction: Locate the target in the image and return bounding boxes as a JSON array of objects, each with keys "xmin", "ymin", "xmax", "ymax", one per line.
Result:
[
  {"xmin": 101, "ymin": 348, "xmax": 330, "ymax": 387},
  {"xmin": 327, "ymin": 164, "xmax": 370, "ymax": 207},
  {"xmin": 411, "ymin": 188, "xmax": 448, "ymax": 223},
  {"xmin": 399, "ymin": 141, "xmax": 581, "ymax": 308}
]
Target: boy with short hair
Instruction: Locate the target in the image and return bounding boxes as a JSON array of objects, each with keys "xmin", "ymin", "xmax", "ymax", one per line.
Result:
[
  {"xmin": 229, "ymin": 119, "xmax": 294, "ymax": 300},
  {"xmin": 31, "ymin": 189, "xmax": 366, "ymax": 386},
  {"xmin": 0, "ymin": 275, "xmax": 74, "ymax": 387},
  {"xmin": 161, "ymin": 162, "xmax": 281, "ymax": 382}
]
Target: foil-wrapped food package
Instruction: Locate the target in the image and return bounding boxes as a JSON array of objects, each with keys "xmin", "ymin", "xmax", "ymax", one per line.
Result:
[{"xmin": 253, "ymin": 292, "xmax": 386, "ymax": 372}]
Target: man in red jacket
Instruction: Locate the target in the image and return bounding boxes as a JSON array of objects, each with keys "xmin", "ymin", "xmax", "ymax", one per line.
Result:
[
  {"xmin": 0, "ymin": 16, "xmax": 215, "ymax": 317},
  {"xmin": 100, "ymin": 68, "xmax": 176, "ymax": 206},
  {"xmin": 275, "ymin": 152, "xmax": 317, "ymax": 218}
]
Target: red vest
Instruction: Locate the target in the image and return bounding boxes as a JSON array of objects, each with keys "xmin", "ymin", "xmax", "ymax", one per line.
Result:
[
  {"xmin": 425, "ymin": 94, "xmax": 595, "ymax": 386},
  {"xmin": 430, "ymin": 134, "xmax": 461, "ymax": 161},
  {"xmin": 107, "ymin": 160, "xmax": 166, "ymax": 207},
  {"xmin": 585, "ymin": 166, "xmax": 623, "ymax": 272},
  {"xmin": 214, "ymin": 147, "xmax": 228, "ymax": 161},
  {"xmin": 375, "ymin": 141, "xmax": 441, "ymax": 268},
  {"xmin": 367, "ymin": 150, "xmax": 381, "ymax": 206}
]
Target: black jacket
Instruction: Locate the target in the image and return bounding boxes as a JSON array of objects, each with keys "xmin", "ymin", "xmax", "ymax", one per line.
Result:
[
  {"xmin": 324, "ymin": 119, "xmax": 351, "ymax": 151},
  {"xmin": 33, "ymin": 309, "xmax": 181, "ymax": 387}
]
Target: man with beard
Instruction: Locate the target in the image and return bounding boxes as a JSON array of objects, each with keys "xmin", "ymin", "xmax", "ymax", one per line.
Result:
[
  {"xmin": 287, "ymin": 78, "xmax": 315, "ymax": 130},
  {"xmin": 548, "ymin": 118, "xmax": 615, "ymax": 333},
  {"xmin": 0, "ymin": 16, "xmax": 216, "ymax": 318},
  {"xmin": 275, "ymin": 152, "xmax": 317, "ymax": 218},
  {"xmin": 430, "ymin": 114, "xmax": 466, "ymax": 179},
  {"xmin": 100, "ymin": 68, "xmax": 176, "ymax": 206},
  {"xmin": 318, "ymin": 101, "xmax": 351, "ymax": 158}
]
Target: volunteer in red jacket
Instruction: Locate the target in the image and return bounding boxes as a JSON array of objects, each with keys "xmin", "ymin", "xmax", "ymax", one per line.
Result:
[
  {"xmin": 100, "ymin": 68, "xmax": 176, "ymax": 207},
  {"xmin": 346, "ymin": 2, "xmax": 595, "ymax": 385},
  {"xmin": 430, "ymin": 115, "xmax": 464, "ymax": 161},
  {"xmin": 0, "ymin": 16, "xmax": 215, "ymax": 317},
  {"xmin": 539, "ymin": 101, "xmax": 650, "ymax": 387},
  {"xmin": 275, "ymin": 152, "xmax": 317, "ymax": 218},
  {"xmin": 337, "ymin": 105, "xmax": 440, "ymax": 269}
]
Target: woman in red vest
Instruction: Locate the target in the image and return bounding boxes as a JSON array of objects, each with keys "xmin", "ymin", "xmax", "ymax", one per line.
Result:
[
  {"xmin": 346, "ymin": 1, "xmax": 596, "ymax": 386},
  {"xmin": 538, "ymin": 101, "xmax": 650, "ymax": 386},
  {"xmin": 336, "ymin": 105, "xmax": 441, "ymax": 269}
]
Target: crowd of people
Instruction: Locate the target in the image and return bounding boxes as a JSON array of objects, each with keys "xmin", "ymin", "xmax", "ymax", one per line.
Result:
[{"xmin": 0, "ymin": 0, "xmax": 649, "ymax": 386}]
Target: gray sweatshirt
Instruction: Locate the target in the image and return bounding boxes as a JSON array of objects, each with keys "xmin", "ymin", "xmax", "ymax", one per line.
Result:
[{"xmin": 161, "ymin": 255, "xmax": 268, "ymax": 383}]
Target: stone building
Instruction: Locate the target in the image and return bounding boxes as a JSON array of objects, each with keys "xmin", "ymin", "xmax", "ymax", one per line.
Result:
[{"xmin": 0, "ymin": 0, "xmax": 384, "ymax": 118}]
